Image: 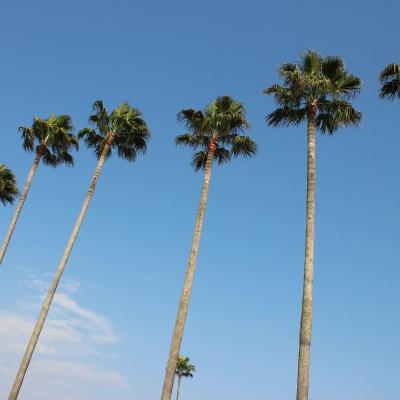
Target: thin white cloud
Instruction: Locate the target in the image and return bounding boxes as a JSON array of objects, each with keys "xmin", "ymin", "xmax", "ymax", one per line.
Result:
[
  {"xmin": 62, "ymin": 277, "xmax": 81, "ymax": 293},
  {"xmin": 53, "ymin": 292, "xmax": 119, "ymax": 345},
  {"xmin": 0, "ymin": 273, "xmax": 126, "ymax": 400}
]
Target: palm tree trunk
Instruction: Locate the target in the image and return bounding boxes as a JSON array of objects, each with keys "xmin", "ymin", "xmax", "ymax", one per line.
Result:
[
  {"xmin": 8, "ymin": 138, "xmax": 113, "ymax": 400},
  {"xmin": 176, "ymin": 375, "xmax": 182, "ymax": 400},
  {"xmin": 161, "ymin": 144, "xmax": 215, "ymax": 400},
  {"xmin": 0, "ymin": 152, "xmax": 41, "ymax": 264},
  {"xmin": 296, "ymin": 110, "xmax": 316, "ymax": 400}
]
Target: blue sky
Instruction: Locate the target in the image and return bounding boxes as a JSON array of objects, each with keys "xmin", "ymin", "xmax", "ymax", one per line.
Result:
[{"xmin": 0, "ymin": 0, "xmax": 399, "ymax": 399}]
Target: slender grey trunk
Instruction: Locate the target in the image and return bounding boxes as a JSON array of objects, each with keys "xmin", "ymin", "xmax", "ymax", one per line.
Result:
[
  {"xmin": 0, "ymin": 152, "xmax": 42, "ymax": 264},
  {"xmin": 8, "ymin": 136, "xmax": 113, "ymax": 400},
  {"xmin": 176, "ymin": 375, "xmax": 182, "ymax": 400},
  {"xmin": 160, "ymin": 143, "xmax": 215, "ymax": 400},
  {"xmin": 296, "ymin": 109, "xmax": 316, "ymax": 400}
]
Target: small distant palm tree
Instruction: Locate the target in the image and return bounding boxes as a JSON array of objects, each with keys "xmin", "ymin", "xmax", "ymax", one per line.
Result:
[
  {"xmin": 0, "ymin": 165, "xmax": 18, "ymax": 205},
  {"xmin": 264, "ymin": 50, "xmax": 362, "ymax": 400},
  {"xmin": 161, "ymin": 96, "xmax": 257, "ymax": 400},
  {"xmin": 8, "ymin": 100, "xmax": 150, "ymax": 400},
  {"xmin": 0, "ymin": 114, "xmax": 78, "ymax": 264},
  {"xmin": 175, "ymin": 356, "xmax": 195, "ymax": 400},
  {"xmin": 379, "ymin": 62, "xmax": 400, "ymax": 100}
]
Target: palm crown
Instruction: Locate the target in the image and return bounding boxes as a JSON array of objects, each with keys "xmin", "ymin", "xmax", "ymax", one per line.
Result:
[
  {"xmin": 379, "ymin": 63, "xmax": 400, "ymax": 100},
  {"xmin": 19, "ymin": 114, "xmax": 78, "ymax": 166},
  {"xmin": 264, "ymin": 50, "xmax": 362, "ymax": 133},
  {"xmin": 78, "ymin": 100, "xmax": 150, "ymax": 160},
  {"xmin": 176, "ymin": 96, "xmax": 257, "ymax": 170},
  {"xmin": 175, "ymin": 356, "xmax": 195, "ymax": 378},
  {"xmin": 0, "ymin": 165, "xmax": 18, "ymax": 205}
]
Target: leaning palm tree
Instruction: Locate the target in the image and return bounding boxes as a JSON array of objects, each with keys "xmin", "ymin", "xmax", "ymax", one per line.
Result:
[
  {"xmin": 161, "ymin": 96, "xmax": 257, "ymax": 400},
  {"xmin": 0, "ymin": 164, "xmax": 18, "ymax": 205},
  {"xmin": 0, "ymin": 114, "xmax": 78, "ymax": 264},
  {"xmin": 8, "ymin": 100, "xmax": 150, "ymax": 400},
  {"xmin": 264, "ymin": 50, "xmax": 362, "ymax": 400},
  {"xmin": 379, "ymin": 62, "xmax": 400, "ymax": 100},
  {"xmin": 175, "ymin": 355, "xmax": 195, "ymax": 400}
]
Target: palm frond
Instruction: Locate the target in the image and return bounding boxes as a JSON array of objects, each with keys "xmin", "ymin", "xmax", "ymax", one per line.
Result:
[
  {"xmin": 266, "ymin": 107, "xmax": 307, "ymax": 127},
  {"xmin": 379, "ymin": 63, "xmax": 400, "ymax": 83},
  {"xmin": 111, "ymin": 102, "xmax": 150, "ymax": 162},
  {"xmin": 231, "ymin": 135, "xmax": 258, "ymax": 157},
  {"xmin": 177, "ymin": 109, "xmax": 206, "ymax": 135},
  {"xmin": 175, "ymin": 134, "xmax": 209, "ymax": 150},
  {"xmin": 321, "ymin": 56, "xmax": 344, "ymax": 81},
  {"xmin": 331, "ymin": 74, "xmax": 362, "ymax": 99},
  {"xmin": 0, "ymin": 164, "xmax": 19, "ymax": 205},
  {"xmin": 278, "ymin": 63, "xmax": 300, "ymax": 88},
  {"xmin": 317, "ymin": 100, "xmax": 361, "ymax": 133},
  {"xmin": 314, "ymin": 113, "xmax": 337, "ymax": 134},
  {"xmin": 206, "ymin": 96, "xmax": 250, "ymax": 135},
  {"xmin": 263, "ymin": 84, "xmax": 301, "ymax": 107},
  {"xmin": 90, "ymin": 100, "xmax": 110, "ymax": 134},
  {"xmin": 41, "ymin": 147, "xmax": 59, "ymax": 167},
  {"xmin": 78, "ymin": 127, "xmax": 106, "ymax": 158},
  {"xmin": 302, "ymin": 50, "xmax": 323, "ymax": 74},
  {"xmin": 191, "ymin": 151, "xmax": 208, "ymax": 171},
  {"xmin": 380, "ymin": 80, "xmax": 400, "ymax": 100},
  {"xmin": 56, "ymin": 151, "xmax": 74, "ymax": 166},
  {"xmin": 379, "ymin": 64, "xmax": 400, "ymax": 100},
  {"xmin": 19, "ymin": 126, "xmax": 35, "ymax": 152},
  {"xmin": 19, "ymin": 116, "xmax": 48, "ymax": 152},
  {"xmin": 214, "ymin": 146, "xmax": 231, "ymax": 165}
]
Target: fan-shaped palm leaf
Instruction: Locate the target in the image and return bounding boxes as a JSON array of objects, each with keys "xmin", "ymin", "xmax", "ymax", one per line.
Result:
[
  {"xmin": 0, "ymin": 165, "xmax": 18, "ymax": 206},
  {"xmin": 379, "ymin": 63, "xmax": 400, "ymax": 100}
]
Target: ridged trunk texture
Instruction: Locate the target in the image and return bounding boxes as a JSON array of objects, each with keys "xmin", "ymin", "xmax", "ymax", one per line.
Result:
[
  {"xmin": 0, "ymin": 152, "xmax": 41, "ymax": 264},
  {"xmin": 176, "ymin": 375, "xmax": 182, "ymax": 400},
  {"xmin": 8, "ymin": 137, "xmax": 113, "ymax": 400},
  {"xmin": 160, "ymin": 146, "xmax": 215, "ymax": 400},
  {"xmin": 296, "ymin": 111, "xmax": 316, "ymax": 400}
]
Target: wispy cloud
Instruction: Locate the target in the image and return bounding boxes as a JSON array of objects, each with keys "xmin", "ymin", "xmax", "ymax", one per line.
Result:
[{"xmin": 0, "ymin": 273, "xmax": 126, "ymax": 400}]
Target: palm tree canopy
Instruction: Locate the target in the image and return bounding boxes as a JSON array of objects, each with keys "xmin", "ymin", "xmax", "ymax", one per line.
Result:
[
  {"xmin": 264, "ymin": 50, "xmax": 362, "ymax": 133},
  {"xmin": 19, "ymin": 114, "xmax": 78, "ymax": 166},
  {"xmin": 379, "ymin": 63, "xmax": 400, "ymax": 100},
  {"xmin": 78, "ymin": 100, "xmax": 151, "ymax": 160},
  {"xmin": 0, "ymin": 164, "xmax": 19, "ymax": 205},
  {"xmin": 176, "ymin": 95, "xmax": 257, "ymax": 170},
  {"xmin": 175, "ymin": 356, "xmax": 195, "ymax": 378}
]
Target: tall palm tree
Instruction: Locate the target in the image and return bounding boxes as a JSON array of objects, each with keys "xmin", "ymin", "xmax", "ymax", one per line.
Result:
[
  {"xmin": 0, "ymin": 164, "xmax": 18, "ymax": 205},
  {"xmin": 8, "ymin": 100, "xmax": 150, "ymax": 400},
  {"xmin": 161, "ymin": 96, "xmax": 257, "ymax": 400},
  {"xmin": 379, "ymin": 62, "xmax": 400, "ymax": 100},
  {"xmin": 175, "ymin": 355, "xmax": 195, "ymax": 400},
  {"xmin": 0, "ymin": 114, "xmax": 78, "ymax": 264},
  {"xmin": 264, "ymin": 51, "xmax": 362, "ymax": 400}
]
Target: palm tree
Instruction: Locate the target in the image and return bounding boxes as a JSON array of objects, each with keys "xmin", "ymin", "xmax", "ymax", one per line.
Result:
[
  {"xmin": 379, "ymin": 62, "xmax": 400, "ymax": 100},
  {"xmin": 175, "ymin": 356, "xmax": 195, "ymax": 400},
  {"xmin": 8, "ymin": 100, "xmax": 150, "ymax": 400},
  {"xmin": 0, "ymin": 114, "xmax": 78, "ymax": 264},
  {"xmin": 0, "ymin": 165, "xmax": 18, "ymax": 205},
  {"xmin": 161, "ymin": 96, "xmax": 257, "ymax": 400},
  {"xmin": 264, "ymin": 51, "xmax": 362, "ymax": 400}
]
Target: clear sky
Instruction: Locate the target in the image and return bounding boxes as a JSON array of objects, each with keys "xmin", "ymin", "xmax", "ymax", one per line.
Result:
[{"xmin": 0, "ymin": 1, "xmax": 399, "ymax": 399}]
